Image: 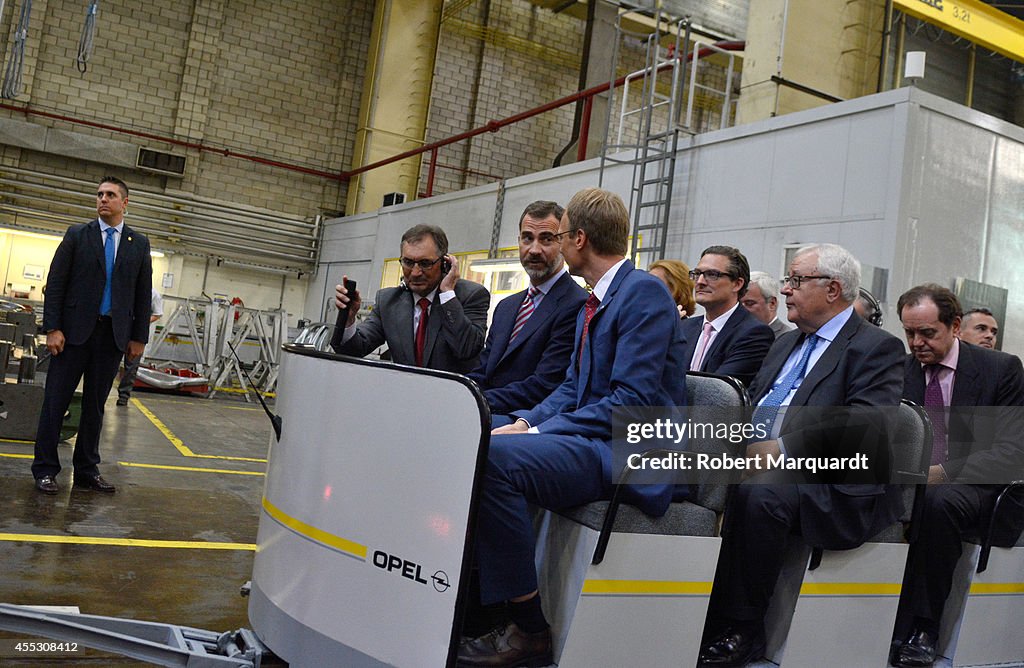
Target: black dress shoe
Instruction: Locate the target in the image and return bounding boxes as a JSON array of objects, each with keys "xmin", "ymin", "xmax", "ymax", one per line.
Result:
[
  {"xmin": 698, "ymin": 627, "xmax": 766, "ymax": 667},
  {"xmin": 116, "ymin": 397, "xmax": 129, "ymax": 406},
  {"xmin": 35, "ymin": 475, "xmax": 59, "ymax": 495},
  {"xmin": 73, "ymin": 474, "xmax": 116, "ymax": 493},
  {"xmin": 893, "ymin": 628, "xmax": 938, "ymax": 667},
  {"xmin": 457, "ymin": 621, "xmax": 552, "ymax": 667}
]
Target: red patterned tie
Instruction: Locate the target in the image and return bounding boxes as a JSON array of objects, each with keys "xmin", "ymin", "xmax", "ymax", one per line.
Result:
[
  {"xmin": 578, "ymin": 293, "xmax": 600, "ymax": 363},
  {"xmin": 509, "ymin": 286, "xmax": 540, "ymax": 343},
  {"xmin": 415, "ymin": 297, "xmax": 430, "ymax": 366}
]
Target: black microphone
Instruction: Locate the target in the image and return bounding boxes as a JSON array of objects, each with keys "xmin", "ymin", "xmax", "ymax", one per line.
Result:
[{"xmin": 330, "ymin": 279, "xmax": 357, "ymax": 352}]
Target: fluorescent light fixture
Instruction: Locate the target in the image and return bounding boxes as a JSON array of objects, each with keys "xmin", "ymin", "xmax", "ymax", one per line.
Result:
[
  {"xmin": 0, "ymin": 228, "xmax": 61, "ymax": 242},
  {"xmin": 150, "ymin": 250, "xmax": 165, "ymax": 258},
  {"xmin": 469, "ymin": 258, "xmax": 524, "ymax": 273}
]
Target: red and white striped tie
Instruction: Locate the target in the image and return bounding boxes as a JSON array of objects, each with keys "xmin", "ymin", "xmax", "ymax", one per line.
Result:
[{"xmin": 509, "ymin": 286, "xmax": 540, "ymax": 343}]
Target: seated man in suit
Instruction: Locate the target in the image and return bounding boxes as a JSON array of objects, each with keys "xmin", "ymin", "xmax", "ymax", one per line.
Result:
[
  {"xmin": 891, "ymin": 285, "xmax": 1024, "ymax": 667},
  {"xmin": 468, "ymin": 200, "xmax": 587, "ymax": 414},
  {"xmin": 957, "ymin": 306, "xmax": 999, "ymax": 350},
  {"xmin": 457, "ymin": 188, "xmax": 687, "ymax": 667},
  {"xmin": 332, "ymin": 224, "xmax": 489, "ymax": 374},
  {"xmin": 742, "ymin": 271, "xmax": 793, "ymax": 339},
  {"xmin": 699, "ymin": 243, "xmax": 905, "ymax": 667},
  {"xmin": 685, "ymin": 245, "xmax": 773, "ymax": 386}
]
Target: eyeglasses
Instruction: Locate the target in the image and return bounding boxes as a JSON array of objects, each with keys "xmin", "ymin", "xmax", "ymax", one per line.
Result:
[
  {"xmin": 400, "ymin": 256, "xmax": 443, "ymax": 271},
  {"xmin": 518, "ymin": 232, "xmax": 560, "ymax": 246},
  {"xmin": 782, "ymin": 274, "xmax": 832, "ymax": 289},
  {"xmin": 688, "ymin": 269, "xmax": 735, "ymax": 282},
  {"xmin": 551, "ymin": 229, "xmax": 576, "ymax": 241}
]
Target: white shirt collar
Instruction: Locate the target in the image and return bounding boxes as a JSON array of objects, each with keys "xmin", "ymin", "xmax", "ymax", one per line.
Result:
[
  {"xmin": 532, "ymin": 267, "xmax": 567, "ymax": 295},
  {"xmin": 590, "ymin": 258, "xmax": 628, "ymax": 302}
]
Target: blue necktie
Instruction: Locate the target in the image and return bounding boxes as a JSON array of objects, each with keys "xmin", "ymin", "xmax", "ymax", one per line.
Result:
[
  {"xmin": 100, "ymin": 227, "xmax": 115, "ymax": 316},
  {"xmin": 754, "ymin": 333, "xmax": 820, "ymax": 435}
]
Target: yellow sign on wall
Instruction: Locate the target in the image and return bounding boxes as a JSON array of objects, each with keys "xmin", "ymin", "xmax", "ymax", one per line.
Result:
[{"xmin": 895, "ymin": 0, "xmax": 1024, "ymax": 63}]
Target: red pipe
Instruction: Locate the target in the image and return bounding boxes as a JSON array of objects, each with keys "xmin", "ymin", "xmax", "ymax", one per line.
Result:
[
  {"xmin": 426, "ymin": 148, "xmax": 438, "ymax": 197},
  {"xmin": 576, "ymin": 96, "xmax": 594, "ymax": 162}
]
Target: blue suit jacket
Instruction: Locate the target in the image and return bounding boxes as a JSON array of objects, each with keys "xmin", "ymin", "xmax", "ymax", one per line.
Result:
[
  {"xmin": 468, "ymin": 272, "xmax": 587, "ymax": 414},
  {"xmin": 514, "ymin": 260, "xmax": 688, "ymax": 516},
  {"xmin": 43, "ymin": 219, "xmax": 152, "ymax": 352},
  {"xmin": 682, "ymin": 305, "xmax": 773, "ymax": 386},
  {"xmin": 749, "ymin": 312, "xmax": 906, "ymax": 548}
]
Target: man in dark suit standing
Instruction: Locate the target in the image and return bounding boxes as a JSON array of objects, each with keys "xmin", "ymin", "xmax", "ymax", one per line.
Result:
[
  {"xmin": 699, "ymin": 243, "xmax": 905, "ymax": 667},
  {"xmin": 468, "ymin": 200, "xmax": 587, "ymax": 414},
  {"xmin": 891, "ymin": 284, "xmax": 1024, "ymax": 667},
  {"xmin": 332, "ymin": 224, "xmax": 489, "ymax": 374},
  {"xmin": 33, "ymin": 176, "xmax": 152, "ymax": 495},
  {"xmin": 684, "ymin": 245, "xmax": 773, "ymax": 386},
  {"xmin": 457, "ymin": 188, "xmax": 687, "ymax": 667}
]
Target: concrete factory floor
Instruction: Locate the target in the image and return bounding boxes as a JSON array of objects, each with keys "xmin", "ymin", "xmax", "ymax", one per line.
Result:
[{"xmin": 0, "ymin": 390, "xmax": 272, "ymax": 665}]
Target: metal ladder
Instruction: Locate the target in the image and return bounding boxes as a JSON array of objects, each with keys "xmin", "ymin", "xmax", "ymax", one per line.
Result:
[{"xmin": 599, "ymin": 7, "xmax": 691, "ymax": 270}]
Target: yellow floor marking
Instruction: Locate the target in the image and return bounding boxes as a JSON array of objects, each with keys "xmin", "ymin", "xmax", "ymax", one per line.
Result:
[
  {"xmin": 132, "ymin": 398, "xmax": 267, "ymax": 463},
  {"xmin": 969, "ymin": 582, "xmax": 1024, "ymax": 595},
  {"xmin": 582, "ymin": 579, "xmax": 713, "ymax": 595},
  {"xmin": 0, "ymin": 452, "xmax": 32, "ymax": 459},
  {"xmin": 262, "ymin": 497, "xmax": 367, "ymax": 559},
  {"xmin": 800, "ymin": 582, "xmax": 902, "ymax": 596},
  {"xmin": 214, "ymin": 386, "xmax": 276, "ymax": 398},
  {"xmin": 0, "ymin": 532, "xmax": 255, "ymax": 551},
  {"xmin": 119, "ymin": 461, "xmax": 264, "ymax": 476},
  {"xmin": 0, "ymin": 438, "xmax": 34, "ymax": 444}
]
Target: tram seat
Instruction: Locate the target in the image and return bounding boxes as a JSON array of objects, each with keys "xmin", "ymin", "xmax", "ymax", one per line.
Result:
[
  {"xmin": 534, "ymin": 372, "xmax": 748, "ymax": 667},
  {"xmin": 937, "ymin": 481, "xmax": 1024, "ymax": 666},
  {"xmin": 764, "ymin": 400, "xmax": 932, "ymax": 667}
]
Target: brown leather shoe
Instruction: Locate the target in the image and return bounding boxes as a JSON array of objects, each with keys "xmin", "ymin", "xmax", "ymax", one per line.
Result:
[
  {"xmin": 35, "ymin": 475, "xmax": 59, "ymax": 495},
  {"xmin": 73, "ymin": 474, "xmax": 116, "ymax": 493},
  {"xmin": 457, "ymin": 621, "xmax": 552, "ymax": 667}
]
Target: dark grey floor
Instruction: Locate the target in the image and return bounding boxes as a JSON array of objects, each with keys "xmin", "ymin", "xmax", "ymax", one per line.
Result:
[{"xmin": 0, "ymin": 390, "xmax": 271, "ymax": 665}]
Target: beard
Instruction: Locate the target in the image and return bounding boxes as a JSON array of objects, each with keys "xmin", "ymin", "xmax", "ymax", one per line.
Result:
[{"xmin": 523, "ymin": 254, "xmax": 561, "ymax": 283}]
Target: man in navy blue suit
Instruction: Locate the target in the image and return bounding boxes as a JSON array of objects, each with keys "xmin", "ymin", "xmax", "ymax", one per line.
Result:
[
  {"xmin": 458, "ymin": 188, "xmax": 688, "ymax": 667},
  {"xmin": 683, "ymin": 245, "xmax": 773, "ymax": 386},
  {"xmin": 468, "ymin": 200, "xmax": 587, "ymax": 414},
  {"xmin": 32, "ymin": 176, "xmax": 152, "ymax": 495}
]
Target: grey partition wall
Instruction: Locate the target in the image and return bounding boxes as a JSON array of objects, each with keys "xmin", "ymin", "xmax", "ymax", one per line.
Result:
[{"xmin": 308, "ymin": 87, "xmax": 1024, "ymax": 357}]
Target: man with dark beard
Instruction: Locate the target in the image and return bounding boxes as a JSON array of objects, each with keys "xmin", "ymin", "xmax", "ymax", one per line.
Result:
[{"xmin": 468, "ymin": 200, "xmax": 588, "ymax": 414}]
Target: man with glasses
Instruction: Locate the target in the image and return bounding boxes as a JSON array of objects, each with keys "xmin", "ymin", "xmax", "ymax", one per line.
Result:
[
  {"xmin": 742, "ymin": 271, "xmax": 793, "ymax": 339},
  {"xmin": 468, "ymin": 201, "xmax": 587, "ymax": 415},
  {"xmin": 458, "ymin": 188, "xmax": 687, "ymax": 667},
  {"xmin": 683, "ymin": 245, "xmax": 773, "ymax": 386},
  {"xmin": 699, "ymin": 243, "xmax": 905, "ymax": 667},
  {"xmin": 332, "ymin": 224, "xmax": 488, "ymax": 374}
]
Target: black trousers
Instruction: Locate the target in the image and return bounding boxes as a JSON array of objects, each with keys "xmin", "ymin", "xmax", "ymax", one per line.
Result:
[
  {"xmin": 706, "ymin": 482, "xmax": 802, "ymax": 628},
  {"xmin": 32, "ymin": 318, "xmax": 123, "ymax": 479},
  {"xmin": 894, "ymin": 484, "xmax": 1001, "ymax": 637}
]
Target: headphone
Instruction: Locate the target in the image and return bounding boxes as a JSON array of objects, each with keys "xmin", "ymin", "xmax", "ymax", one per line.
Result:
[{"xmin": 858, "ymin": 287, "xmax": 883, "ymax": 327}]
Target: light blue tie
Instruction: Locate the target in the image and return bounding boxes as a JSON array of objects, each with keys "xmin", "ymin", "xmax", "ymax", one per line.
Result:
[
  {"xmin": 100, "ymin": 227, "xmax": 115, "ymax": 316},
  {"xmin": 754, "ymin": 334, "xmax": 820, "ymax": 435}
]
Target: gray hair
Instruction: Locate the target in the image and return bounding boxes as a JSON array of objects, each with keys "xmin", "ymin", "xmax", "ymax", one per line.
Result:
[
  {"xmin": 794, "ymin": 243, "xmax": 860, "ymax": 303},
  {"xmin": 749, "ymin": 271, "xmax": 780, "ymax": 302}
]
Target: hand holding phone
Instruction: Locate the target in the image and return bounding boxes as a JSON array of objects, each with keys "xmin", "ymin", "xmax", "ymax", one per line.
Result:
[
  {"xmin": 439, "ymin": 254, "xmax": 458, "ymax": 293},
  {"xmin": 330, "ymin": 278, "xmax": 358, "ymax": 352}
]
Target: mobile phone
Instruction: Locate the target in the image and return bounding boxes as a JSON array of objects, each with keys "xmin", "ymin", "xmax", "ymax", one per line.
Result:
[{"xmin": 442, "ymin": 257, "xmax": 453, "ymax": 274}]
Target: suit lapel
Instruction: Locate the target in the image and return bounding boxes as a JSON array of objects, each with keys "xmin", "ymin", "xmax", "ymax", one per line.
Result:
[
  {"xmin": 950, "ymin": 343, "xmax": 981, "ymax": 406},
  {"xmin": 904, "ymin": 358, "xmax": 926, "ymax": 405},
  {"xmin": 578, "ymin": 261, "xmax": 634, "ymax": 397},
  {"xmin": 114, "ymin": 224, "xmax": 133, "ymax": 271},
  {"xmin": 494, "ymin": 289, "xmax": 528, "ymax": 363},
  {"xmin": 752, "ymin": 331, "xmax": 803, "ymax": 403},
  {"xmin": 88, "ymin": 219, "xmax": 105, "ymax": 270},
  {"xmin": 702, "ymin": 307, "xmax": 742, "ymax": 367},
  {"xmin": 394, "ymin": 290, "xmax": 416, "ymax": 364}
]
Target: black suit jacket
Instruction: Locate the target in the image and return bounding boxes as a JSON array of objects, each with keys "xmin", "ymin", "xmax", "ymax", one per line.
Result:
[
  {"xmin": 333, "ymin": 279, "xmax": 490, "ymax": 375},
  {"xmin": 468, "ymin": 272, "xmax": 587, "ymax": 414},
  {"xmin": 903, "ymin": 342, "xmax": 1024, "ymax": 484},
  {"xmin": 682, "ymin": 306, "xmax": 773, "ymax": 386},
  {"xmin": 749, "ymin": 311, "xmax": 906, "ymax": 548},
  {"xmin": 43, "ymin": 219, "xmax": 152, "ymax": 352}
]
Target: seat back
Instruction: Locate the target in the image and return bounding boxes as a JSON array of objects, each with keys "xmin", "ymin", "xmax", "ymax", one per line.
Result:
[
  {"xmin": 685, "ymin": 371, "xmax": 750, "ymax": 513},
  {"xmin": 891, "ymin": 400, "xmax": 932, "ymax": 527}
]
